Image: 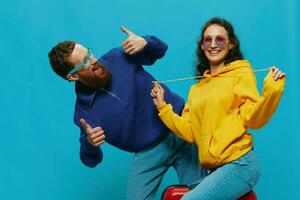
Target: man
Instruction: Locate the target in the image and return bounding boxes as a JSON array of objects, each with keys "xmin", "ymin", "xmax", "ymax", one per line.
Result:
[{"xmin": 48, "ymin": 26, "xmax": 206, "ymax": 200}]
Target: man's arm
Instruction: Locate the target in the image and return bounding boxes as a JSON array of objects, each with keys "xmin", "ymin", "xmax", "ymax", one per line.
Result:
[
  {"xmin": 121, "ymin": 26, "xmax": 168, "ymax": 66},
  {"xmin": 78, "ymin": 118, "xmax": 106, "ymax": 168}
]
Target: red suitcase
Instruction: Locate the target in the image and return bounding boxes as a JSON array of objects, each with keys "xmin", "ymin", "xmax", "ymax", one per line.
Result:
[{"xmin": 161, "ymin": 185, "xmax": 257, "ymax": 200}]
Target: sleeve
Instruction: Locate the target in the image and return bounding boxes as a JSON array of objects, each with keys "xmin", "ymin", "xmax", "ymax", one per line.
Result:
[
  {"xmin": 235, "ymin": 71, "xmax": 286, "ymax": 129},
  {"xmin": 158, "ymin": 93, "xmax": 195, "ymax": 143},
  {"xmin": 74, "ymin": 109, "xmax": 103, "ymax": 168},
  {"xmin": 79, "ymin": 127, "xmax": 103, "ymax": 168},
  {"xmin": 162, "ymin": 84, "xmax": 185, "ymax": 115},
  {"xmin": 127, "ymin": 35, "xmax": 168, "ymax": 66}
]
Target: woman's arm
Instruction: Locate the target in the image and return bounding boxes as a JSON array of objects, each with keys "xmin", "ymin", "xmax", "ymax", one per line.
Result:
[
  {"xmin": 235, "ymin": 66, "xmax": 286, "ymax": 129},
  {"xmin": 151, "ymin": 82, "xmax": 194, "ymax": 143}
]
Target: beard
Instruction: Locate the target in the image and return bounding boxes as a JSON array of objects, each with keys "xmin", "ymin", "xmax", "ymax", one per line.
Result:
[{"xmin": 82, "ymin": 62, "xmax": 112, "ymax": 89}]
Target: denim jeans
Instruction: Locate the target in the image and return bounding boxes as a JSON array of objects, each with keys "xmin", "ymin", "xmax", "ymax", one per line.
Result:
[
  {"xmin": 181, "ymin": 150, "xmax": 261, "ymax": 200},
  {"xmin": 127, "ymin": 133, "xmax": 207, "ymax": 200}
]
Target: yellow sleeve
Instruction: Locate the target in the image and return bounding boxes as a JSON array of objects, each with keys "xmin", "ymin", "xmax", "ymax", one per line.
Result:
[
  {"xmin": 158, "ymin": 95, "xmax": 194, "ymax": 143},
  {"xmin": 235, "ymin": 71, "xmax": 285, "ymax": 129}
]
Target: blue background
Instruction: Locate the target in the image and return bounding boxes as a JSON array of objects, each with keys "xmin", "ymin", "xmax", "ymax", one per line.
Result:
[{"xmin": 1, "ymin": 0, "xmax": 299, "ymax": 199}]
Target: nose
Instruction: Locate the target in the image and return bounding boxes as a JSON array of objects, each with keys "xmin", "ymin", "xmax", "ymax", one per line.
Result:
[{"xmin": 210, "ymin": 39, "xmax": 217, "ymax": 48}]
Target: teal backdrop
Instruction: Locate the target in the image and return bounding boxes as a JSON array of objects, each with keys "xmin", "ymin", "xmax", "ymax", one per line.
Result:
[{"xmin": 1, "ymin": 0, "xmax": 299, "ymax": 199}]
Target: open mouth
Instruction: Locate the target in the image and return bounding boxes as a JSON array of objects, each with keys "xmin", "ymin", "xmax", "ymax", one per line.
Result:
[
  {"xmin": 91, "ymin": 62, "xmax": 104, "ymax": 75},
  {"xmin": 208, "ymin": 50, "xmax": 221, "ymax": 55}
]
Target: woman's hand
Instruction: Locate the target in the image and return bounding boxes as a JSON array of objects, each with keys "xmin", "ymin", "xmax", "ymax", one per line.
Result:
[
  {"xmin": 270, "ymin": 66, "xmax": 286, "ymax": 81},
  {"xmin": 151, "ymin": 81, "xmax": 165, "ymax": 109}
]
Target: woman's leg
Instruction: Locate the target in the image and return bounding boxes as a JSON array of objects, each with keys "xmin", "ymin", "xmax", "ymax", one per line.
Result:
[{"xmin": 182, "ymin": 150, "xmax": 260, "ymax": 200}]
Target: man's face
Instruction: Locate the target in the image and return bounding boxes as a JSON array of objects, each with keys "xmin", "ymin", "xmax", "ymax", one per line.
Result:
[{"xmin": 67, "ymin": 44, "xmax": 111, "ymax": 88}]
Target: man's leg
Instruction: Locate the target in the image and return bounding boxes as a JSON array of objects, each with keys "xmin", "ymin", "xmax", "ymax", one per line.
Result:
[
  {"xmin": 127, "ymin": 134, "xmax": 173, "ymax": 200},
  {"xmin": 171, "ymin": 134, "xmax": 208, "ymax": 184}
]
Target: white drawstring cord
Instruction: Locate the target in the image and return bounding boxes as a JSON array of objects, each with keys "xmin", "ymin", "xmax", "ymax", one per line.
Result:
[{"xmin": 157, "ymin": 68, "xmax": 270, "ymax": 83}]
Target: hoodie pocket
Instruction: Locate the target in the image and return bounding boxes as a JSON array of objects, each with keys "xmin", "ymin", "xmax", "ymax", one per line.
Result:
[{"xmin": 197, "ymin": 136, "xmax": 218, "ymax": 167}]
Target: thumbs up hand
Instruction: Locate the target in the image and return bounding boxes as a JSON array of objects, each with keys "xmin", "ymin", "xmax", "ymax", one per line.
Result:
[
  {"xmin": 121, "ymin": 26, "xmax": 147, "ymax": 55},
  {"xmin": 80, "ymin": 118, "xmax": 106, "ymax": 147}
]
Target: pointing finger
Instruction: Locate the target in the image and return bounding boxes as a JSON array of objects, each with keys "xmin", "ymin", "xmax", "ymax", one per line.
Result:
[
  {"xmin": 122, "ymin": 39, "xmax": 130, "ymax": 47},
  {"xmin": 90, "ymin": 127, "xmax": 103, "ymax": 134}
]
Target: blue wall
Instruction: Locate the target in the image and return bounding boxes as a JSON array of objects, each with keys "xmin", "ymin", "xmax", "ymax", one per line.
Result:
[{"xmin": 1, "ymin": 0, "xmax": 299, "ymax": 199}]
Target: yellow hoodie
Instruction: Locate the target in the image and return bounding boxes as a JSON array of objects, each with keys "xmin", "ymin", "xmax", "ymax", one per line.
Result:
[{"xmin": 158, "ymin": 60, "xmax": 285, "ymax": 168}]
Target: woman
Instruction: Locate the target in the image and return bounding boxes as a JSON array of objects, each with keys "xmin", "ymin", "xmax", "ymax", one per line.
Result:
[{"xmin": 151, "ymin": 18, "xmax": 286, "ymax": 199}]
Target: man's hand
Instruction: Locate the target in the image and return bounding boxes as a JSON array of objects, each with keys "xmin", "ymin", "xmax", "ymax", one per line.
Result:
[
  {"xmin": 151, "ymin": 81, "xmax": 165, "ymax": 109},
  {"xmin": 80, "ymin": 118, "xmax": 105, "ymax": 147},
  {"xmin": 121, "ymin": 26, "xmax": 147, "ymax": 55},
  {"xmin": 269, "ymin": 66, "xmax": 286, "ymax": 81}
]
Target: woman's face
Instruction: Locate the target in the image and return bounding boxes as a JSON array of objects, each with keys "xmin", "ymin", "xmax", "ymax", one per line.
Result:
[{"xmin": 201, "ymin": 24, "xmax": 233, "ymax": 66}]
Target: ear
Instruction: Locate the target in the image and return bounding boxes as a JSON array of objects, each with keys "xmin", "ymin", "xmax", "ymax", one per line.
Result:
[{"xmin": 67, "ymin": 74, "xmax": 79, "ymax": 81}]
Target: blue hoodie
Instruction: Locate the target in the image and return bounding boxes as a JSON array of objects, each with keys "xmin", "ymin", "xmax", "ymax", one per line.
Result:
[{"xmin": 74, "ymin": 36, "xmax": 184, "ymax": 167}]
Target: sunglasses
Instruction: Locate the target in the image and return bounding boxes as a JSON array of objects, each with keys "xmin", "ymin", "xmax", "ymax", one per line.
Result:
[
  {"xmin": 202, "ymin": 35, "xmax": 227, "ymax": 49},
  {"xmin": 66, "ymin": 48, "xmax": 93, "ymax": 77}
]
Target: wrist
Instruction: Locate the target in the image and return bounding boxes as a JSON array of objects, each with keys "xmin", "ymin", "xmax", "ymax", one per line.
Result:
[
  {"xmin": 156, "ymin": 101, "xmax": 167, "ymax": 110},
  {"xmin": 156, "ymin": 104, "xmax": 164, "ymax": 110},
  {"xmin": 84, "ymin": 138, "xmax": 98, "ymax": 151}
]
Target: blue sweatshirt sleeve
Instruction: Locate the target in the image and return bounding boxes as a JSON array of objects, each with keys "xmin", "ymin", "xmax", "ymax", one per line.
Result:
[
  {"xmin": 79, "ymin": 127, "xmax": 103, "ymax": 168},
  {"xmin": 163, "ymin": 84, "xmax": 185, "ymax": 115},
  {"xmin": 127, "ymin": 35, "xmax": 168, "ymax": 66}
]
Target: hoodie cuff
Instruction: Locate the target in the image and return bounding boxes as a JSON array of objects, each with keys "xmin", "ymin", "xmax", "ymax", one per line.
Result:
[
  {"xmin": 263, "ymin": 71, "xmax": 286, "ymax": 96},
  {"xmin": 158, "ymin": 101, "xmax": 173, "ymax": 116},
  {"xmin": 83, "ymin": 138, "xmax": 99, "ymax": 152}
]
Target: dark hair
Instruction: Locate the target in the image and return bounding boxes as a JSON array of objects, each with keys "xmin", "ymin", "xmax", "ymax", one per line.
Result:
[
  {"xmin": 195, "ymin": 17, "xmax": 243, "ymax": 76},
  {"xmin": 48, "ymin": 41, "xmax": 76, "ymax": 80}
]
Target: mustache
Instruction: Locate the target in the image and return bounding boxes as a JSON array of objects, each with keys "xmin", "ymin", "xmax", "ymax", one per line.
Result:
[
  {"xmin": 91, "ymin": 61, "xmax": 107, "ymax": 71},
  {"xmin": 91, "ymin": 61, "xmax": 112, "ymax": 89}
]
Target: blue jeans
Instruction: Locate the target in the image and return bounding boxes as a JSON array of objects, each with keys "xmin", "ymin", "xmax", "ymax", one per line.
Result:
[
  {"xmin": 182, "ymin": 150, "xmax": 261, "ymax": 200},
  {"xmin": 127, "ymin": 133, "xmax": 207, "ymax": 200}
]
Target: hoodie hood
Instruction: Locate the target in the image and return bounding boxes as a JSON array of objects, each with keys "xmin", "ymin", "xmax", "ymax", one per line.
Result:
[{"xmin": 203, "ymin": 60, "xmax": 253, "ymax": 78}]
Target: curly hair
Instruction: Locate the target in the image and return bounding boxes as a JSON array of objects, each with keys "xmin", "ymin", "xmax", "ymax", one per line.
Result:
[
  {"xmin": 195, "ymin": 17, "xmax": 243, "ymax": 76},
  {"xmin": 48, "ymin": 41, "xmax": 76, "ymax": 80}
]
